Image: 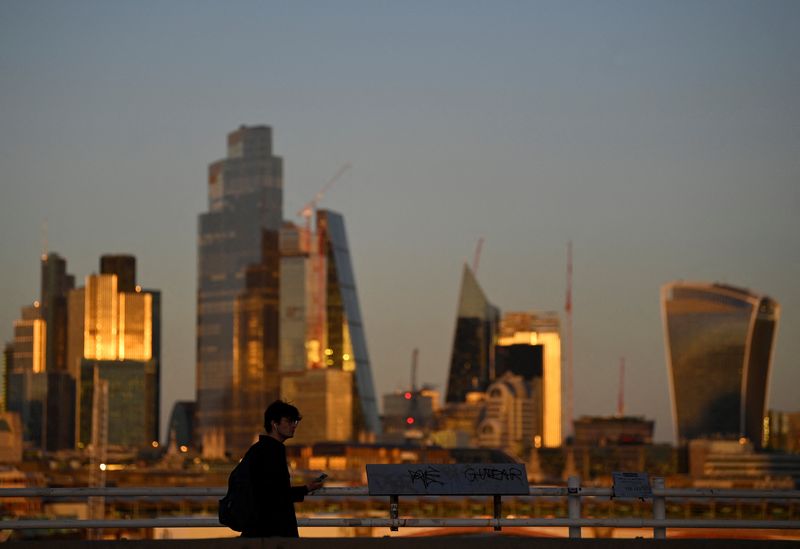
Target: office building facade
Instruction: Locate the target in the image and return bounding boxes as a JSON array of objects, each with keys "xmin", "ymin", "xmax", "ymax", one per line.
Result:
[
  {"xmin": 71, "ymin": 265, "xmax": 159, "ymax": 449},
  {"xmin": 315, "ymin": 210, "xmax": 380, "ymax": 437},
  {"xmin": 496, "ymin": 312, "xmax": 562, "ymax": 448},
  {"xmin": 196, "ymin": 126, "xmax": 282, "ymax": 457},
  {"xmin": 661, "ymin": 282, "xmax": 780, "ymax": 447}
]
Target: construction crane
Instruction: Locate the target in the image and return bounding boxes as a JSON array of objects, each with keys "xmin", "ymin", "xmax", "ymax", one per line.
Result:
[
  {"xmin": 296, "ymin": 162, "xmax": 351, "ymax": 242},
  {"xmin": 299, "ymin": 163, "xmax": 351, "ymax": 367},
  {"xmin": 565, "ymin": 241, "xmax": 574, "ymax": 439},
  {"xmin": 471, "ymin": 237, "xmax": 484, "ymax": 275},
  {"xmin": 406, "ymin": 348, "xmax": 420, "ymax": 427},
  {"xmin": 617, "ymin": 357, "xmax": 625, "ymax": 417}
]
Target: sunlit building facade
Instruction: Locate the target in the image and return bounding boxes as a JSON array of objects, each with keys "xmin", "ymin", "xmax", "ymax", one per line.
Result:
[
  {"xmin": 445, "ymin": 264, "xmax": 499, "ymax": 404},
  {"xmin": 281, "ymin": 368, "xmax": 354, "ymax": 444},
  {"xmin": 7, "ymin": 304, "xmax": 48, "ymax": 447},
  {"xmin": 496, "ymin": 312, "xmax": 562, "ymax": 448},
  {"xmin": 477, "ymin": 372, "xmax": 538, "ymax": 459},
  {"xmin": 197, "ymin": 125, "xmax": 283, "ymax": 458},
  {"xmin": 661, "ymin": 282, "xmax": 780, "ymax": 447},
  {"xmin": 12, "ymin": 304, "xmax": 46, "ymax": 375},
  {"xmin": 278, "ymin": 222, "xmax": 310, "ymax": 373},
  {"xmin": 71, "ymin": 265, "xmax": 159, "ymax": 449}
]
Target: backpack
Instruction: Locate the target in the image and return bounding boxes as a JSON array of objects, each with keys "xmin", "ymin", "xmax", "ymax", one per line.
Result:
[{"xmin": 218, "ymin": 454, "xmax": 255, "ymax": 531}]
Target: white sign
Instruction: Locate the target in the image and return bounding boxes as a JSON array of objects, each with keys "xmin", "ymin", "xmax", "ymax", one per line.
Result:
[{"xmin": 612, "ymin": 471, "xmax": 652, "ymax": 500}]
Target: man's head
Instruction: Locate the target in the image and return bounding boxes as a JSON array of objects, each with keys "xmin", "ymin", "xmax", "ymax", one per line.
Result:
[{"xmin": 264, "ymin": 400, "xmax": 302, "ymax": 442}]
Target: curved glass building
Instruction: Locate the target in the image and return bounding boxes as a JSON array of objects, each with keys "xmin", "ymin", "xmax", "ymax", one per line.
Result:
[{"xmin": 660, "ymin": 282, "xmax": 780, "ymax": 447}]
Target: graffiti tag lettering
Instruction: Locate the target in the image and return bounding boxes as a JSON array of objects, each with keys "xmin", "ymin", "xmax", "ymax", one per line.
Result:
[
  {"xmin": 408, "ymin": 466, "xmax": 445, "ymax": 488},
  {"xmin": 463, "ymin": 466, "xmax": 523, "ymax": 482}
]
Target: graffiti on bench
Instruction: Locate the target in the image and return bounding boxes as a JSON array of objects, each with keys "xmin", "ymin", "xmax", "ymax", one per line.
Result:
[{"xmin": 366, "ymin": 463, "xmax": 529, "ymax": 495}]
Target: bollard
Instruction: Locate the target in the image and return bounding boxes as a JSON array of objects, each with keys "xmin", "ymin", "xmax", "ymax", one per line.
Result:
[
  {"xmin": 390, "ymin": 495, "xmax": 399, "ymax": 532},
  {"xmin": 652, "ymin": 476, "xmax": 666, "ymax": 539},
  {"xmin": 493, "ymin": 494, "xmax": 502, "ymax": 531},
  {"xmin": 567, "ymin": 475, "xmax": 581, "ymax": 539}
]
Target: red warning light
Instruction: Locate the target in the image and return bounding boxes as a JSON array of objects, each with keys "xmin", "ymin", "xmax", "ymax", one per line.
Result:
[
  {"xmin": 404, "ymin": 392, "xmax": 412, "ymax": 400},
  {"xmin": 406, "ymin": 417, "xmax": 415, "ymax": 425}
]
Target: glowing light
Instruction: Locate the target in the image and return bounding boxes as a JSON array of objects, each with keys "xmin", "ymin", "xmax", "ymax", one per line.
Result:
[
  {"xmin": 406, "ymin": 417, "xmax": 415, "ymax": 425},
  {"xmin": 151, "ymin": 441, "xmax": 159, "ymax": 448},
  {"xmin": 180, "ymin": 445, "xmax": 188, "ymax": 453},
  {"xmin": 324, "ymin": 348, "xmax": 333, "ymax": 356},
  {"xmin": 99, "ymin": 463, "xmax": 107, "ymax": 471},
  {"xmin": 33, "ymin": 300, "xmax": 40, "ymax": 308},
  {"xmin": 342, "ymin": 353, "xmax": 350, "ymax": 360},
  {"xmin": 404, "ymin": 392, "xmax": 412, "ymax": 400}
]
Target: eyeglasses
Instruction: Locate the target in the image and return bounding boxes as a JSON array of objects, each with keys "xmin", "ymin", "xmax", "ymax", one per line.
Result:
[{"xmin": 282, "ymin": 417, "xmax": 302, "ymax": 426}]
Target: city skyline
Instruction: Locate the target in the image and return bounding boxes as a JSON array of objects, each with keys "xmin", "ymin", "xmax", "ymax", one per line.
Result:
[{"xmin": 2, "ymin": 2, "xmax": 798, "ymax": 443}]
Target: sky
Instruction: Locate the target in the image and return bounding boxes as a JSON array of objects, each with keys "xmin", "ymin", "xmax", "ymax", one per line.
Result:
[{"xmin": 1, "ymin": 1, "xmax": 798, "ymax": 443}]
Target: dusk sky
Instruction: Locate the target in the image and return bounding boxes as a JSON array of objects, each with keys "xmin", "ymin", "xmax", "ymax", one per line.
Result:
[{"xmin": 2, "ymin": 1, "xmax": 798, "ymax": 442}]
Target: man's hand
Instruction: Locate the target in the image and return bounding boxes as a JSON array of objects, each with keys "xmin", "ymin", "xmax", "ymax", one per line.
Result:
[{"xmin": 306, "ymin": 480, "xmax": 324, "ymax": 493}]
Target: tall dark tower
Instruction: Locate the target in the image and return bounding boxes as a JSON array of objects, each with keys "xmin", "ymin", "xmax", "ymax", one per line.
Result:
[
  {"xmin": 40, "ymin": 252, "xmax": 76, "ymax": 450},
  {"xmin": 40, "ymin": 252, "xmax": 74, "ymax": 373},
  {"xmin": 661, "ymin": 282, "xmax": 780, "ymax": 448},
  {"xmin": 196, "ymin": 126, "xmax": 283, "ymax": 458},
  {"xmin": 445, "ymin": 264, "xmax": 499, "ymax": 403}
]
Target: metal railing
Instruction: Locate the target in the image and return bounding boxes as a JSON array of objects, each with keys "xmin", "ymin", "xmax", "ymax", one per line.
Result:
[{"xmin": 2, "ymin": 477, "xmax": 799, "ymax": 539}]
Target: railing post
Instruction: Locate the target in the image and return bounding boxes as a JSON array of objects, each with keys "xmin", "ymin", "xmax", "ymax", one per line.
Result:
[
  {"xmin": 493, "ymin": 494, "xmax": 502, "ymax": 531},
  {"xmin": 568, "ymin": 475, "xmax": 581, "ymax": 539},
  {"xmin": 653, "ymin": 476, "xmax": 666, "ymax": 539},
  {"xmin": 390, "ymin": 495, "xmax": 399, "ymax": 532}
]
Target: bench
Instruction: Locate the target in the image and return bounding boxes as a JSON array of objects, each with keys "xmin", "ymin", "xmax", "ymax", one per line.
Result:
[{"xmin": 365, "ymin": 463, "xmax": 529, "ymax": 531}]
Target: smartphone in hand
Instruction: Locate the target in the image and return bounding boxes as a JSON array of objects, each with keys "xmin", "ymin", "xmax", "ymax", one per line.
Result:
[{"xmin": 314, "ymin": 473, "xmax": 328, "ymax": 483}]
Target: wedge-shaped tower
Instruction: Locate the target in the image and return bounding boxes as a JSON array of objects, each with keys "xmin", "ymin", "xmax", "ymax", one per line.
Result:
[{"xmin": 445, "ymin": 264, "xmax": 499, "ymax": 403}]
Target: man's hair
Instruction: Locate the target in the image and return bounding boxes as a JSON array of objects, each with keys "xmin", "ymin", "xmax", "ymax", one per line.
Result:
[{"xmin": 264, "ymin": 400, "xmax": 301, "ymax": 432}]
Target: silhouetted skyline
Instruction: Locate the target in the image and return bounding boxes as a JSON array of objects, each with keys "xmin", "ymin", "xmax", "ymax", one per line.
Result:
[{"xmin": 2, "ymin": 1, "xmax": 798, "ymax": 442}]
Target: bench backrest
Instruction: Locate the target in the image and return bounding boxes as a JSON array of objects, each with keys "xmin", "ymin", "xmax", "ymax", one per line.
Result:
[{"xmin": 366, "ymin": 463, "xmax": 529, "ymax": 496}]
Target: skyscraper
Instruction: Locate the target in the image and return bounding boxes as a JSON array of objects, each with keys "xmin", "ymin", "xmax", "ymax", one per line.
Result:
[
  {"xmin": 196, "ymin": 126, "xmax": 282, "ymax": 457},
  {"xmin": 40, "ymin": 253, "xmax": 74, "ymax": 373},
  {"xmin": 496, "ymin": 312, "xmax": 562, "ymax": 448},
  {"xmin": 661, "ymin": 282, "xmax": 780, "ymax": 447},
  {"xmin": 75, "ymin": 270, "xmax": 159, "ymax": 448},
  {"xmin": 445, "ymin": 264, "xmax": 499, "ymax": 403},
  {"xmin": 276, "ymin": 209, "xmax": 381, "ymax": 441},
  {"xmin": 315, "ymin": 209, "xmax": 380, "ymax": 437},
  {"xmin": 8, "ymin": 303, "xmax": 46, "ymax": 446}
]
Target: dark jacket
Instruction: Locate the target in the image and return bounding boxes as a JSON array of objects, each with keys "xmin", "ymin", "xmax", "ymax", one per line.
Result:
[{"xmin": 241, "ymin": 435, "xmax": 308, "ymax": 538}]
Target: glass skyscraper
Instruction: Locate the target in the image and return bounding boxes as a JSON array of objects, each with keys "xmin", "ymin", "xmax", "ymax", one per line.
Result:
[
  {"xmin": 661, "ymin": 282, "xmax": 780, "ymax": 447},
  {"xmin": 196, "ymin": 126, "xmax": 282, "ymax": 457},
  {"xmin": 317, "ymin": 209, "xmax": 380, "ymax": 436},
  {"xmin": 445, "ymin": 264, "xmax": 500, "ymax": 404}
]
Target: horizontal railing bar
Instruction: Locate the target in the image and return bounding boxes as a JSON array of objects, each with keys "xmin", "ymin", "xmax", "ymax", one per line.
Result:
[
  {"xmin": 1, "ymin": 517, "xmax": 799, "ymax": 530},
  {"xmin": 2, "ymin": 487, "xmax": 799, "ymax": 499}
]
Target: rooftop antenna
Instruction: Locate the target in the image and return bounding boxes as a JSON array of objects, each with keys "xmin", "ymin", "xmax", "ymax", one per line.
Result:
[
  {"xmin": 410, "ymin": 348, "xmax": 419, "ymax": 392},
  {"xmin": 41, "ymin": 219, "xmax": 48, "ymax": 259},
  {"xmin": 617, "ymin": 357, "xmax": 625, "ymax": 417},
  {"xmin": 565, "ymin": 241, "xmax": 574, "ymax": 439}
]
